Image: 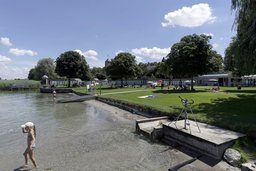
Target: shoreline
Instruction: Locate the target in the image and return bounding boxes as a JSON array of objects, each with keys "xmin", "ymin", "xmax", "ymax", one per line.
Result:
[
  {"xmin": 84, "ymin": 100, "xmax": 238, "ymax": 171},
  {"xmin": 0, "ymin": 93, "xmax": 239, "ymax": 170}
]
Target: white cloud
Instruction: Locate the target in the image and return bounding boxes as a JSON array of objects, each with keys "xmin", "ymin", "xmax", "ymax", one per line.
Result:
[
  {"xmin": 115, "ymin": 50, "xmax": 125, "ymax": 55},
  {"xmin": 0, "ymin": 55, "xmax": 11, "ymax": 63},
  {"xmin": 88, "ymin": 60, "xmax": 105, "ymax": 68},
  {"xmin": 131, "ymin": 47, "xmax": 169, "ymax": 60},
  {"xmin": 213, "ymin": 43, "xmax": 219, "ymax": 49},
  {"xmin": 74, "ymin": 49, "xmax": 98, "ymax": 61},
  {"xmin": 135, "ymin": 56, "xmax": 145, "ymax": 63},
  {"xmin": 9, "ymin": 48, "xmax": 37, "ymax": 56},
  {"xmin": 162, "ymin": 3, "xmax": 216, "ymax": 28},
  {"xmin": 220, "ymin": 37, "xmax": 224, "ymax": 41},
  {"xmin": 202, "ymin": 33, "xmax": 214, "ymax": 37},
  {"xmin": 0, "ymin": 37, "xmax": 12, "ymax": 46}
]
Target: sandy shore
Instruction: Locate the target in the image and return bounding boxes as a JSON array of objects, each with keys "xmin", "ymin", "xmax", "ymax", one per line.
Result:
[{"xmin": 2, "ymin": 99, "xmax": 238, "ymax": 171}]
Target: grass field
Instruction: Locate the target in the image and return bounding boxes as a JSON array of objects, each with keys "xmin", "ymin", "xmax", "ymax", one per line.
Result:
[
  {"xmin": 74, "ymin": 85, "xmax": 256, "ymax": 161},
  {"xmin": 74, "ymin": 86, "xmax": 256, "ymax": 132},
  {"xmin": 0, "ymin": 79, "xmax": 40, "ymax": 90}
]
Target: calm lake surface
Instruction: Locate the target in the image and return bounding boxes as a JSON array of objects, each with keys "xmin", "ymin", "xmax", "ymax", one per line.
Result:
[
  {"xmin": 0, "ymin": 92, "xmax": 230, "ymax": 171},
  {"xmin": 0, "ymin": 92, "xmax": 172, "ymax": 171}
]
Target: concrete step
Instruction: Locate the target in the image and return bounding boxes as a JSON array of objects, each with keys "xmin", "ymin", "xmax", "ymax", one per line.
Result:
[
  {"xmin": 57, "ymin": 95, "xmax": 95, "ymax": 103},
  {"xmin": 136, "ymin": 117, "xmax": 245, "ymax": 160},
  {"xmin": 162, "ymin": 120, "xmax": 245, "ymax": 160},
  {"xmin": 136, "ymin": 117, "xmax": 169, "ymax": 141}
]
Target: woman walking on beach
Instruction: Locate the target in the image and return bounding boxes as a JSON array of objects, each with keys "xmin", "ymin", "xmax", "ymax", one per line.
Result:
[{"xmin": 21, "ymin": 122, "xmax": 37, "ymax": 168}]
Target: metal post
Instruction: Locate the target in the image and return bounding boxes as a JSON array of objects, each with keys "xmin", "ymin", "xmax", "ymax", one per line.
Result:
[{"xmin": 100, "ymin": 81, "xmax": 102, "ymax": 95}]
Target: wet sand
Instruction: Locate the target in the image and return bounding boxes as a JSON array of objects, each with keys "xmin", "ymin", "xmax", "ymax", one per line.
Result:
[{"xmin": 2, "ymin": 99, "xmax": 238, "ymax": 171}]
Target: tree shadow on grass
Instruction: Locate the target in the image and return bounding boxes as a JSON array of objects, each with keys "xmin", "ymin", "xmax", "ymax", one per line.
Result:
[
  {"xmin": 223, "ymin": 90, "xmax": 256, "ymax": 94},
  {"xmin": 99, "ymin": 87, "xmax": 118, "ymax": 90},
  {"xmin": 193, "ymin": 94, "xmax": 256, "ymax": 135},
  {"xmin": 153, "ymin": 89, "xmax": 206, "ymax": 94}
]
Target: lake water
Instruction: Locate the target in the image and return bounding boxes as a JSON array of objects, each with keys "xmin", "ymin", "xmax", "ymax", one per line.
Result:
[{"xmin": 0, "ymin": 92, "xmax": 231, "ymax": 171}]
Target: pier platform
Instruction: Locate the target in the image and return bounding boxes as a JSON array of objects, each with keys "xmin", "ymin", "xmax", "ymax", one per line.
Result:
[
  {"xmin": 136, "ymin": 117, "xmax": 245, "ymax": 160},
  {"xmin": 40, "ymin": 87, "xmax": 73, "ymax": 93},
  {"xmin": 57, "ymin": 95, "xmax": 95, "ymax": 103}
]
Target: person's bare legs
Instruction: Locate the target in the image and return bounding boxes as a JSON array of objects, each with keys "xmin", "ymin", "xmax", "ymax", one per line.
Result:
[
  {"xmin": 23, "ymin": 148, "xmax": 29, "ymax": 165},
  {"xmin": 28, "ymin": 149, "xmax": 37, "ymax": 168}
]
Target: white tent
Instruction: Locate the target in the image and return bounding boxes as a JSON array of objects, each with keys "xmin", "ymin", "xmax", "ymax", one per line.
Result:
[{"xmin": 208, "ymin": 79, "xmax": 218, "ymax": 82}]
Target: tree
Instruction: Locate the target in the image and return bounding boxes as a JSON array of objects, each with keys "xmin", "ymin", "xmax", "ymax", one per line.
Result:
[
  {"xmin": 166, "ymin": 34, "xmax": 221, "ymax": 90},
  {"xmin": 208, "ymin": 50, "xmax": 224, "ymax": 73},
  {"xmin": 137, "ymin": 62, "xmax": 163, "ymax": 79},
  {"xmin": 90, "ymin": 67, "xmax": 106, "ymax": 80},
  {"xmin": 231, "ymin": 0, "xmax": 256, "ymax": 74},
  {"xmin": 55, "ymin": 51, "xmax": 89, "ymax": 87},
  {"xmin": 159, "ymin": 58, "xmax": 173, "ymax": 84},
  {"xmin": 28, "ymin": 58, "xmax": 58, "ymax": 80},
  {"xmin": 224, "ymin": 36, "xmax": 251, "ymax": 76},
  {"xmin": 106, "ymin": 52, "xmax": 137, "ymax": 87},
  {"xmin": 224, "ymin": 37, "xmax": 241, "ymax": 75},
  {"xmin": 28, "ymin": 68, "xmax": 36, "ymax": 80}
]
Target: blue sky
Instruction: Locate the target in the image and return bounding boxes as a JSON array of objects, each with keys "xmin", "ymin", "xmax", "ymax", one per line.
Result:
[{"xmin": 0, "ymin": 0, "xmax": 236, "ymax": 79}]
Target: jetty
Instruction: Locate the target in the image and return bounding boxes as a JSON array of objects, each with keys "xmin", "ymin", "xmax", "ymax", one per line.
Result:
[
  {"xmin": 136, "ymin": 117, "xmax": 245, "ymax": 160},
  {"xmin": 40, "ymin": 87, "xmax": 73, "ymax": 93},
  {"xmin": 57, "ymin": 95, "xmax": 95, "ymax": 103}
]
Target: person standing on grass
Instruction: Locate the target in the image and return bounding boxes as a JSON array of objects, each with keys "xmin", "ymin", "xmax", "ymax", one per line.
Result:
[{"xmin": 21, "ymin": 122, "xmax": 37, "ymax": 168}]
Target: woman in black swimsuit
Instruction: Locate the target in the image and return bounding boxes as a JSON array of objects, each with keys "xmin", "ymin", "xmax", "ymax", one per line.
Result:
[{"xmin": 21, "ymin": 122, "xmax": 37, "ymax": 168}]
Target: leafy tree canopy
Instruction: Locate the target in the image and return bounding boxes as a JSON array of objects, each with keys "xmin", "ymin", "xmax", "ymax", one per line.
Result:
[
  {"xmin": 231, "ymin": 0, "xmax": 256, "ymax": 74},
  {"xmin": 28, "ymin": 58, "xmax": 58, "ymax": 80},
  {"xmin": 158, "ymin": 58, "xmax": 173, "ymax": 82},
  {"xmin": 224, "ymin": 37, "xmax": 242, "ymax": 75},
  {"xmin": 90, "ymin": 67, "xmax": 106, "ymax": 80},
  {"xmin": 208, "ymin": 50, "xmax": 224, "ymax": 73},
  {"xmin": 166, "ymin": 34, "xmax": 223, "ymax": 90},
  {"xmin": 55, "ymin": 51, "xmax": 89, "ymax": 87},
  {"xmin": 137, "ymin": 62, "xmax": 160, "ymax": 79},
  {"xmin": 106, "ymin": 52, "xmax": 138, "ymax": 87}
]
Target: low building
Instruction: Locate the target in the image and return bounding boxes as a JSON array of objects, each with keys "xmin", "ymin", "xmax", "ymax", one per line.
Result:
[
  {"xmin": 196, "ymin": 73, "xmax": 240, "ymax": 86},
  {"xmin": 241, "ymin": 75, "xmax": 256, "ymax": 86}
]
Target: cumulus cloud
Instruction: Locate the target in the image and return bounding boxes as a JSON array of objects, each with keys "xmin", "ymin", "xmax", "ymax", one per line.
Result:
[
  {"xmin": 115, "ymin": 50, "xmax": 125, "ymax": 55},
  {"xmin": 88, "ymin": 60, "xmax": 105, "ymax": 68},
  {"xmin": 135, "ymin": 56, "xmax": 145, "ymax": 63},
  {"xmin": 162, "ymin": 3, "xmax": 216, "ymax": 28},
  {"xmin": 213, "ymin": 43, "xmax": 219, "ymax": 49},
  {"xmin": 9, "ymin": 48, "xmax": 37, "ymax": 56},
  {"xmin": 202, "ymin": 33, "xmax": 214, "ymax": 37},
  {"xmin": 74, "ymin": 49, "xmax": 98, "ymax": 61},
  {"xmin": 0, "ymin": 55, "xmax": 11, "ymax": 63},
  {"xmin": 0, "ymin": 37, "xmax": 12, "ymax": 46},
  {"xmin": 131, "ymin": 47, "xmax": 169, "ymax": 60}
]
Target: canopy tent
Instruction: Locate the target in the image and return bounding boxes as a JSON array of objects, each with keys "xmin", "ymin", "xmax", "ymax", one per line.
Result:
[
  {"xmin": 184, "ymin": 80, "xmax": 195, "ymax": 83},
  {"xmin": 184, "ymin": 80, "xmax": 195, "ymax": 85},
  {"xmin": 242, "ymin": 75, "xmax": 256, "ymax": 79},
  {"xmin": 208, "ymin": 79, "xmax": 218, "ymax": 82}
]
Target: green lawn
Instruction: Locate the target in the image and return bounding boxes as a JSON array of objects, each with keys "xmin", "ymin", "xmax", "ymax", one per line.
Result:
[
  {"xmin": 74, "ymin": 86, "xmax": 256, "ymax": 133},
  {"xmin": 74, "ymin": 85, "xmax": 256, "ymax": 160},
  {"xmin": 74, "ymin": 85, "xmax": 148, "ymax": 94},
  {"xmin": 109, "ymin": 88, "xmax": 256, "ymax": 132}
]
